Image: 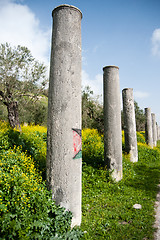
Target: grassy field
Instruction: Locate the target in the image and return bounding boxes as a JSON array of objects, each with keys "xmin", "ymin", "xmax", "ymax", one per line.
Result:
[
  {"xmin": 0, "ymin": 122, "xmax": 160, "ymax": 239},
  {"xmin": 81, "ymin": 129, "xmax": 160, "ymax": 239}
]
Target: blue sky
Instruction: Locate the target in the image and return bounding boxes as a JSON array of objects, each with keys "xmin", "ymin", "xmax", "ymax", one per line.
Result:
[{"xmin": 0, "ymin": 0, "xmax": 160, "ymax": 123}]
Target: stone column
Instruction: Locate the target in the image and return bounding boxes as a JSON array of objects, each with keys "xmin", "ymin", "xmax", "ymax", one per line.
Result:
[
  {"xmin": 156, "ymin": 123, "xmax": 159, "ymax": 141},
  {"xmin": 47, "ymin": 5, "xmax": 82, "ymax": 227},
  {"xmin": 152, "ymin": 113, "xmax": 157, "ymax": 147},
  {"xmin": 122, "ymin": 88, "xmax": 138, "ymax": 162},
  {"xmin": 159, "ymin": 126, "xmax": 160, "ymax": 141},
  {"xmin": 145, "ymin": 108, "xmax": 153, "ymax": 148},
  {"xmin": 103, "ymin": 66, "xmax": 122, "ymax": 181}
]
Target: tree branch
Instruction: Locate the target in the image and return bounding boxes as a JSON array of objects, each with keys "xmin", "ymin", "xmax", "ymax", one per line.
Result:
[
  {"xmin": 15, "ymin": 93, "xmax": 39, "ymax": 98},
  {"xmin": 0, "ymin": 91, "xmax": 9, "ymax": 106},
  {"xmin": 0, "ymin": 90, "xmax": 4, "ymax": 99}
]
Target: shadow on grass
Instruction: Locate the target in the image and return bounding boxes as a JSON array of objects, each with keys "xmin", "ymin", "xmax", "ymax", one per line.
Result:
[
  {"xmin": 124, "ymin": 163, "xmax": 160, "ymax": 198},
  {"xmin": 82, "ymin": 154, "xmax": 105, "ymax": 169}
]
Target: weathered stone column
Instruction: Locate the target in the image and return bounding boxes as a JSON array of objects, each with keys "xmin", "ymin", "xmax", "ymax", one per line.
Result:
[
  {"xmin": 156, "ymin": 123, "xmax": 158, "ymax": 140},
  {"xmin": 47, "ymin": 5, "xmax": 82, "ymax": 227},
  {"xmin": 159, "ymin": 126, "xmax": 160, "ymax": 141},
  {"xmin": 156, "ymin": 123, "xmax": 159, "ymax": 141},
  {"xmin": 145, "ymin": 108, "xmax": 153, "ymax": 147},
  {"xmin": 152, "ymin": 113, "xmax": 157, "ymax": 147},
  {"xmin": 103, "ymin": 66, "xmax": 122, "ymax": 181},
  {"xmin": 122, "ymin": 88, "xmax": 138, "ymax": 162}
]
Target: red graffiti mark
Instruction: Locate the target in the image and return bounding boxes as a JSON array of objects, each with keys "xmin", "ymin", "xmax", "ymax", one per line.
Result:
[{"xmin": 72, "ymin": 129, "xmax": 82, "ymax": 159}]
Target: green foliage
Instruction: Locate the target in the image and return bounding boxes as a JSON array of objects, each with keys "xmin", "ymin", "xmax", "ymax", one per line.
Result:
[
  {"xmin": 0, "ymin": 147, "xmax": 83, "ymax": 239},
  {"xmin": 140, "ymin": 130, "xmax": 145, "ymax": 138},
  {"xmin": 0, "ymin": 104, "xmax": 7, "ymax": 121},
  {"xmin": 0, "ymin": 122, "xmax": 83, "ymax": 239},
  {"xmin": 82, "ymin": 129, "xmax": 104, "ymax": 168},
  {"xmin": 0, "ymin": 121, "xmax": 10, "ymax": 151},
  {"xmin": 0, "ymin": 95, "xmax": 48, "ymax": 126},
  {"xmin": 82, "ymin": 86, "xmax": 104, "ymax": 133},
  {"xmin": 19, "ymin": 125, "xmax": 47, "ymax": 179},
  {"xmin": 1, "ymin": 122, "xmax": 160, "ymax": 240},
  {"xmin": 0, "ymin": 123, "xmax": 47, "ymax": 179},
  {"xmin": 0, "ymin": 43, "xmax": 47, "ymax": 100},
  {"xmin": 0, "ymin": 42, "xmax": 48, "ymax": 128},
  {"xmin": 134, "ymin": 101, "xmax": 145, "ymax": 131},
  {"xmin": 136, "ymin": 131, "xmax": 146, "ymax": 143},
  {"xmin": 81, "ymin": 128, "xmax": 160, "ymax": 240},
  {"xmin": 19, "ymin": 96, "xmax": 48, "ymax": 126}
]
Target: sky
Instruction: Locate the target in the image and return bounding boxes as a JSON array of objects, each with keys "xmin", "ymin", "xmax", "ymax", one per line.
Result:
[{"xmin": 0, "ymin": 0, "xmax": 160, "ymax": 123}]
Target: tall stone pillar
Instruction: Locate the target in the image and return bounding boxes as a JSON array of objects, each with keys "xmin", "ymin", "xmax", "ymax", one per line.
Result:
[
  {"xmin": 156, "ymin": 123, "xmax": 159, "ymax": 141},
  {"xmin": 159, "ymin": 126, "xmax": 160, "ymax": 141},
  {"xmin": 145, "ymin": 108, "xmax": 153, "ymax": 148},
  {"xmin": 122, "ymin": 88, "xmax": 138, "ymax": 162},
  {"xmin": 103, "ymin": 66, "xmax": 122, "ymax": 181},
  {"xmin": 47, "ymin": 5, "xmax": 82, "ymax": 227},
  {"xmin": 152, "ymin": 113, "xmax": 157, "ymax": 147}
]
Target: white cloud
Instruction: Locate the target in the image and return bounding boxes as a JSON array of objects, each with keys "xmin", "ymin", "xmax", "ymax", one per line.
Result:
[
  {"xmin": 0, "ymin": 0, "xmax": 51, "ymax": 66},
  {"xmin": 134, "ymin": 91, "xmax": 150, "ymax": 99},
  {"xmin": 82, "ymin": 70, "xmax": 103, "ymax": 101},
  {"xmin": 151, "ymin": 28, "xmax": 160, "ymax": 57}
]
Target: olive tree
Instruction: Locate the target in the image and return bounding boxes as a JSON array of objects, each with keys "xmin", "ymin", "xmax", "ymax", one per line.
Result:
[
  {"xmin": 0, "ymin": 43, "xmax": 48, "ymax": 129},
  {"xmin": 82, "ymin": 86, "xmax": 104, "ymax": 133}
]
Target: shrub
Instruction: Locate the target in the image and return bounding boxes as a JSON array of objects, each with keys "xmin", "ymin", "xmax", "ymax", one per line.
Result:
[
  {"xmin": 137, "ymin": 132, "xmax": 146, "ymax": 143},
  {"xmin": 0, "ymin": 147, "xmax": 83, "ymax": 239},
  {"xmin": 82, "ymin": 129, "xmax": 104, "ymax": 167},
  {"xmin": 0, "ymin": 121, "xmax": 10, "ymax": 151},
  {"xmin": 0, "ymin": 123, "xmax": 47, "ymax": 179},
  {"xmin": 20, "ymin": 125, "xmax": 47, "ymax": 179}
]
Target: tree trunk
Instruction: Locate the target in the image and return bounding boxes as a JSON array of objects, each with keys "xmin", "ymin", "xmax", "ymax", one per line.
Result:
[{"xmin": 7, "ymin": 101, "xmax": 21, "ymax": 130}]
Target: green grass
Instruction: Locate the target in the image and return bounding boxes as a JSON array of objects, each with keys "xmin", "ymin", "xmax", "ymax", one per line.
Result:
[
  {"xmin": 81, "ymin": 133, "xmax": 160, "ymax": 240},
  {"xmin": 1, "ymin": 122, "xmax": 160, "ymax": 239}
]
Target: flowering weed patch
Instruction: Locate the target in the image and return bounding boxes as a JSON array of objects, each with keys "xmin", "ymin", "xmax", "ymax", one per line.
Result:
[
  {"xmin": 82, "ymin": 129, "xmax": 104, "ymax": 168},
  {"xmin": 1, "ymin": 122, "xmax": 160, "ymax": 239},
  {"xmin": 0, "ymin": 121, "xmax": 10, "ymax": 151},
  {"xmin": 137, "ymin": 131, "xmax": 146, "ymax": 143},
  {"xmin": 20, "ymin": 125, "xmax": 47, "ymax": 179},
  {"xmin": 0, "ymin": 123, "xmax": 47, "ymax": 179},
  {"xmin": 0, "ymin": 122, "xmax": 83, "ymax": 239}
]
